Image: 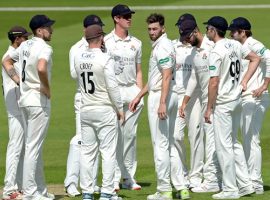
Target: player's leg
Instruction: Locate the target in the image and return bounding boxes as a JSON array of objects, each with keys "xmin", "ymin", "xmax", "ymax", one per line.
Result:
[
  {"xmin": 114, "ymin": 124, "xmax": 123, "ymax": 191},
  {"xmin": 185, "ymin": 95, "xmax": 204, "ymax": 188},
  {"xmin": 22, "ymin": 106, "xmax": 51, "ymax": 200},
  {"xmin": 2, "ymin": 115, "xmax": 24, "ymax": 199}
]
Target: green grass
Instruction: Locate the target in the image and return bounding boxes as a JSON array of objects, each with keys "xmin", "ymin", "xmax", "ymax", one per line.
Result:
[{"xmin": 0, "ymin": 0, "xmax": 270, "ymax": 199}]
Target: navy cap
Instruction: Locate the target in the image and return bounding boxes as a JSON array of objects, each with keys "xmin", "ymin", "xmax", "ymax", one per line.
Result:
[
  {"xmin": 175, "ymin": 13, "xmax": 196, "ymax": 26},
  {"xmin": 85, "ymin": 24, "xmax": 105, "ymax": 40},
  {"xmin": 228, "ymin": 17, "xmax": 251, "ymax": 31},
  {"xmin": 29, "ymin": 14, "xmax": 55, "ymax": 31},
  {"xmin": 8, "ymin": 26, "xmax": 32, "ymax": 37},
  {"xmin": 179, "ymin": 20, "xmax": 197, "ymax": 42},
  {"xmin": 111, "ymin": 4, "xmax": 135, "ymax": 18},
  {"xmin": 203, "ymin": 16, "xmax": 228, "ymax": 32},
  {"xmin": 83, "ymin": 15, "xmax": 104, "ymax": 28}
]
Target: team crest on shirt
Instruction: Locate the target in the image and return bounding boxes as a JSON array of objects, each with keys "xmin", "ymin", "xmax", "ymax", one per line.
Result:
[
  {"xmin": 130, "ymin": 45, "xmax": 136, "ymax": 51},
  {"xmin": 202, "ymin": 53, "xmax": 207, "ymax": 60}
]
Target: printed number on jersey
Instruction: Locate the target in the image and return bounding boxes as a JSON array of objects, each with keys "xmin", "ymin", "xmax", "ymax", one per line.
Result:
[
  {"xmin": 81, "ymin": 72, "xmax": 95, "ymax": 94},
  {"xmin": 229, "ymin": 60, "xmax": 240, "ymax": 84}
]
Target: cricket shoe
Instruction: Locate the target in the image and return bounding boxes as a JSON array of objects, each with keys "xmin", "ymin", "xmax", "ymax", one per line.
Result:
[
  {"xmin": 239, "ymin": 185, "xmax": 255, "ymax": 197},
  {"xmin": 175, "ymin": 189, "xmax": 190, "ymax": 199},
  {"xmin": 212, "ymin": 191, "xmax": 240, "ymax": 199},
  {"xmin": 94, "ymin": 186, "xmax": 101, "ymax": 194},
  {"xmin": 255, "ymin": 187, "xmax": 264, "ymax": 195},
  {"xmin": 66, "ymin": 183, "xmax": 81, "ymax": 197},
  {"xmin": 32, "ymin": 195, "xmax": 52, "ymax": 200},
  {"xmin": 99, "ymin": 193, "xmax": 122, "ymax": 200},
  {"xmin": 82, "ymin": 193, "xmax": 94, "ymax": 200},
  {"xmin": 191, "ymin": 183, "xmax": 220, "ymax": 193},
  {"xmin": 147, "ymin": 192, "xmax": 172, "ymax": 200},
  {"xmin": 122, "ymin": 179, "xmax": 141, "ymax": 190},
  {"xmin": 2, "ymin": 191, "xmax": 23, "ymax": 200}
]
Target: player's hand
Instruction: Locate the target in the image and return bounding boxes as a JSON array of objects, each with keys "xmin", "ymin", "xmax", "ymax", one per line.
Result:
[
  {"xmin": 240, "ymin": 81, "xmax": 247, "ymax": 92},
  {"xmin": 204, "ymin": 108, "xmax": 212, "ymax": 124},
  {"xmin": 129, "ymin": 97, "xmax": 140, "ymax": 112},
  {"xmin": 40, "ymin": 87, "xmax": 51, "ymax": 99},
  {"xmin": 179, "ymin": 104, "xmax": 186, "ymax": 118},
  {"xmin": 158, "ymin": 102, "xmax": 167, "ymax": 120},
  {"xmin": 117, "ymin": 111, "xmax": 125, "ymax": 125},
  {"xmin": 252, "ymin": 85, "xmax": 267, "ymax": 97}
]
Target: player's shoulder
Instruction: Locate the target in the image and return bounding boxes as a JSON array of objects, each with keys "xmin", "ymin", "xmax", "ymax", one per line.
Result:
[
  {"xmin": 245, "ymin": 36, "xmax": 264, "ymax": 49},
  {"xmin": 129, "ymin": 35, "xmax": 142, "ymax": 45},
  {"xmin": 104, "ymin": 32, "xmax": 114, "ymax": 42}
]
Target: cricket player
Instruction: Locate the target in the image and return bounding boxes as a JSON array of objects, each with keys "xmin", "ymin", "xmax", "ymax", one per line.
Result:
[
  {"xmin": 129, "ymin": 13, "xmax": 178, "ymax": 200},
  {"xmin": 65, "ymin": 14, "xmax": 104, "ymax": 197},
  {"xmin": 104, "ymin": 4, "xmax": 143, "ymax": 191},
  {"xmin": 75, "ymin": 24, "xmax": 124, "ymax": 200},
  {"xmin": 178, "ymin": 19, "xmax": 222, "ymax": 193},
  {"xmin": 3, "ymin": 14, "xmax": 55, "ymax": 200},
  {"xmin": 203, "ymin": 16, "xmax": 260, "ymax": 199},
  {"xmin": 2, "ymin": 26, "xmax": 31, "ymax": 200},
  {"xmin": 228, "ymin": 17, "xmax": 270, "ymax": 194},
  {"xmin": 173, "ymin": 13, "xmax": 204, "ymax": 192}
]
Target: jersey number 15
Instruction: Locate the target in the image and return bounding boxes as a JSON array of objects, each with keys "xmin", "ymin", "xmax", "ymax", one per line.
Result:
[{"xmin": 81, "ymin": 72, "xmax": 95, "ymax": 94}]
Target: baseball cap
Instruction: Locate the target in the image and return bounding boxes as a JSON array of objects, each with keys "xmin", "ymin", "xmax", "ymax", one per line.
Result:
[
  {"xmin": 29, "ymin": 14, "xmax": 55, "ymax": 31},
  {"xmin": 175, "ymin": 13, "xmax": 196, "ymax": 27},
  {"xmin": 83, "ymin": 15, "xmax": 104, "ymax": 28},
  {"xmin": 8, "ymin": 26, "xmax": 32, "ymax": 38},
  {"xmin": 85, "ymin": 24, "xmax": 105, "ymax": 40},
  {"xmin": 203, "ymin": 16, "xmax": 228, "ymax": 32},
  {"xmin": 111, "ymin": 4, "xmax": 135, "ymax": 18},
  {"xmin": 227, "ymin": 17, "xmax": 251, "ymax": 31},
  {"xmin": 179, "ymin": 20, "xmax": 197, "ymax": 42}
]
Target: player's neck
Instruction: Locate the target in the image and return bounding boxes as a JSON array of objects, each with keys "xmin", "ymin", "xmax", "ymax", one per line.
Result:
[{"xmin": 114, "ymin": 26, "xmax": 128, "ymax": 40}]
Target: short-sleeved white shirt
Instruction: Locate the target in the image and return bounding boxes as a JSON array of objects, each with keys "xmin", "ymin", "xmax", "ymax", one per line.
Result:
[
  {"xmin": 9, "ymin": 37, "xmax": 53, "ymax": 108},
  {"xmin": 209, "ymin": 38, "xmax": 250, "ymax": 104},
  {"xmin": 74, "ymin": 48, "xmax": 122, "ymax": 111},
  {"xmin": 185, "ymin": 36, "xmax": 214, "ymax": 103},
  {"xmin": 148, "ymin": 33, "xmax": 176, "ymax": 92},
  {"xmin": 172, "ymin": 39, "xmax": 196, "ymax": 94},
  {"xmin": 104, "ymin": 30, "xmax": 142, "ymax": 86},
  {"xmin": 2, "ymin": 46, "xmax": 21, "ymax": 116},
  {"xmin": 241, "ymin": 36, "xmax": 270, "ymax": 97},
  {"xmin": 69, "ymin": 37, "xmax": 88, "ymax": 92}
]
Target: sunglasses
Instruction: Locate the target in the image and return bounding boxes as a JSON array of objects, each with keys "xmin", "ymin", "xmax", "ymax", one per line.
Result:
[{"xmin": 120, "ymin": 14, "xmax": 132, "ymax": 20}]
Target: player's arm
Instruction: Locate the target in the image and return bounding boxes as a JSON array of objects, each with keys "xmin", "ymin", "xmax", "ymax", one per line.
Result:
[
  {"xmin": 38, "ymin": 58, "xmax": 50, "ymax": 99},
  {"xmin": 129, "ymin": 83, "xmax": 148, "ymax": 112},
  {"xmin": 2, "ymin": 55, "xmax": 20, "ymax": 85},
  {"xmin": 69, "ymin": 46, "xmax": 77, "ymax": 80},
  {"xmin": 179, "ymin": 95, "xmax": 191, "ymax": 118},
  {"xmin": 136, "ymin": 63, "xmax": 143, "ymax": 89},
  {"xmin": 241, "ymin": 51, "xmax": 260, "ymax": 91}
]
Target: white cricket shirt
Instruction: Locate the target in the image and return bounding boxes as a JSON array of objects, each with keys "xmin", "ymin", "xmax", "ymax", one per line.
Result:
[
  {"xmin": 209, "ymin": 38, "xmax": 250, "ymax": 104},
  {"xmin": 74, "ymin": 48, "xmax": 123, "ymax": 112},
  {"xmin": 9, "ymin": 37, "xmax": 53, "ymax": 108},
  {"xmin": 104, "ymin": 30, "xmax": 142, "ymax": 86},
  {"xmin": 148, "ymin": 33, "xmax": 176, "ymax": 92}
]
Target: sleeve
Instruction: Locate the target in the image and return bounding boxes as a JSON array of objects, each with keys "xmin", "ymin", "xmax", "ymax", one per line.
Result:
[
  {"xmin": 136, "ymin": 42, "xmax": 142, "ymax": 64},
  {"xmin": 69, "ymin": 46, "xmax": 77, "ymax": 79},
  {"xmin": 156, "ymin": 41, "xmax": 175, "ymax": 69},
  {"xmin": 9, "ymin": 46, "xmax": 20, "ymax": 62},
  {"xmin": 104, "ymin": 57, "xmax": 123, "ymax": 113},
  {"xmin": 185, "ymin": 67, "xmax": 198, "ymax": 97},
  {"xmin": 208, "ymin": 51, "xmax": 222, "ymax": 77},
  {"xmin": 38, "ymin": 46, "xmax": 53, "ymax": 61},
  {"xmin": 241, "ymin": 44, "xmax": 251, "ymax": 59}
]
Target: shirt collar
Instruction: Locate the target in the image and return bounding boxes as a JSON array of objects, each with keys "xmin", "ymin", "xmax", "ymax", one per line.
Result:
[
  {"xmin": 112, "ymin": 29, "xmax": 131, "ymax": 42},
  {"xmin": 151, "ymin": 33, "xmax": 167, "ymax": 48}
]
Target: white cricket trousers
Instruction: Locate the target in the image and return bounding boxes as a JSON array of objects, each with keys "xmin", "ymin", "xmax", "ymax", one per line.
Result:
[
  {"xmin": 170, "ymin": 93, "xmax": 189, "ymax": 191},
  {"xmin": 148, "ymin": 90, "xmax": 178, "ymax": 192},
  {"xmin": 21, "ymin": 106, "xmax": 50, "ymax": 200},
  {"xmin": 115, "ymin": 85, "xmax": 143, "ymax": 184},
  {"xmin": 80, "ymin": 106, "xmax": 118, "ymax": 195},
  {"xmin": 184, "ymin": 92, "xmax": 204, "ymax": 186},
  {"xmin": 64, "ymin": 92, "xmax": 99, "ymax": 188},
  {"xmin": 241, "ymin": 93, "xmax": 269, "ymax": 190},
  {"xmin": 201, "ymin": 103, "xmax": 221, "ymax": 185},
  {"xmin": 3, "ymin": 115, "xmax": 25, "ymax": 196},
  {"xmin": 213, "ymin": 99, "xmax": 252, "ymax": 193}
]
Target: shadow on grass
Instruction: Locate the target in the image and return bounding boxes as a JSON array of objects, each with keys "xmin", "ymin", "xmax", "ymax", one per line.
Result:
[{"xmin": 264, "ymin": 185, "xmax": 270, "ymax": 191}]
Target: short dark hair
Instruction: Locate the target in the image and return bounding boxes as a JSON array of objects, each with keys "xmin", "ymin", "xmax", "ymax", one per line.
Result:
[
  {"xmin": 234, "ymin": 29, "xmax": 253, "ymax": 38},
  {"xmin": 216, "ymin": 28, "xmax": 226, "ymax": 38},
  {"xmin": 146, "ymin": 13, "xmax": 165, "ymax": 26}
]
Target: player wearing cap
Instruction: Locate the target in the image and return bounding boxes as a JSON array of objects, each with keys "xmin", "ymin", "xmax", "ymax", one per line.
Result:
[
  {"xmin": 104, "ymin": 4, "xmax": 143, "ymax": 191},
  {"xmin": 75, "ymin": 24, "xmax": 124, "ymax": 200},
  {"xmin": 129, "ymin": 13, "xmax": 177, "ymax": 200},
  {"xmin": 173, "ymin": 13, "xmax": 204, "ymax": 192},
  {"xmin": 3, "ymin": 14, "xmax": 55, "ymax": 200},
  {"xmin": 228, "ymin": 17, "xmax": 270, "ymax": 194},
  {"xmin": 178, "ymin": 19, "xmax": 222, "ymax": 193},
  {"xmin": 65, "ymin": 14, "xmax": 104, "ymax": 197},
  {"xmin": 203, "ymin": 16, "xmax": 260, "ymax": 199},
  {"xmin": 2, "ymin": 26, "xmax": 31, "ymax": 200}
]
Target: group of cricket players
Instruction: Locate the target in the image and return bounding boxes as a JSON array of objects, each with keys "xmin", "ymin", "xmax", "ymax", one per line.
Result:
[{"xmin": 1, "ymin": 3, "xmax": 270, "ymax": 200}]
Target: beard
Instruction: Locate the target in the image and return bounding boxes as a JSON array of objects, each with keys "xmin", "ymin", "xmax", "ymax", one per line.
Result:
[{"xmin": 190, "ymin": 37, "xmax": 199, "ymax": 46}]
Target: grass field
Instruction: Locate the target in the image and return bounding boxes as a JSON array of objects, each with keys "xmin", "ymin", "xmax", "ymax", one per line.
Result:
[{"xmin": 0, "ymin": 0, "xmax": 270, "ymax": 199}]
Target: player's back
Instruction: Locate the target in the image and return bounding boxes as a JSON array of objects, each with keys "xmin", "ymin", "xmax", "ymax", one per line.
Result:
[{"xmin": 75, "ymin": 48, "xmax": 114, "ymax": 110}]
